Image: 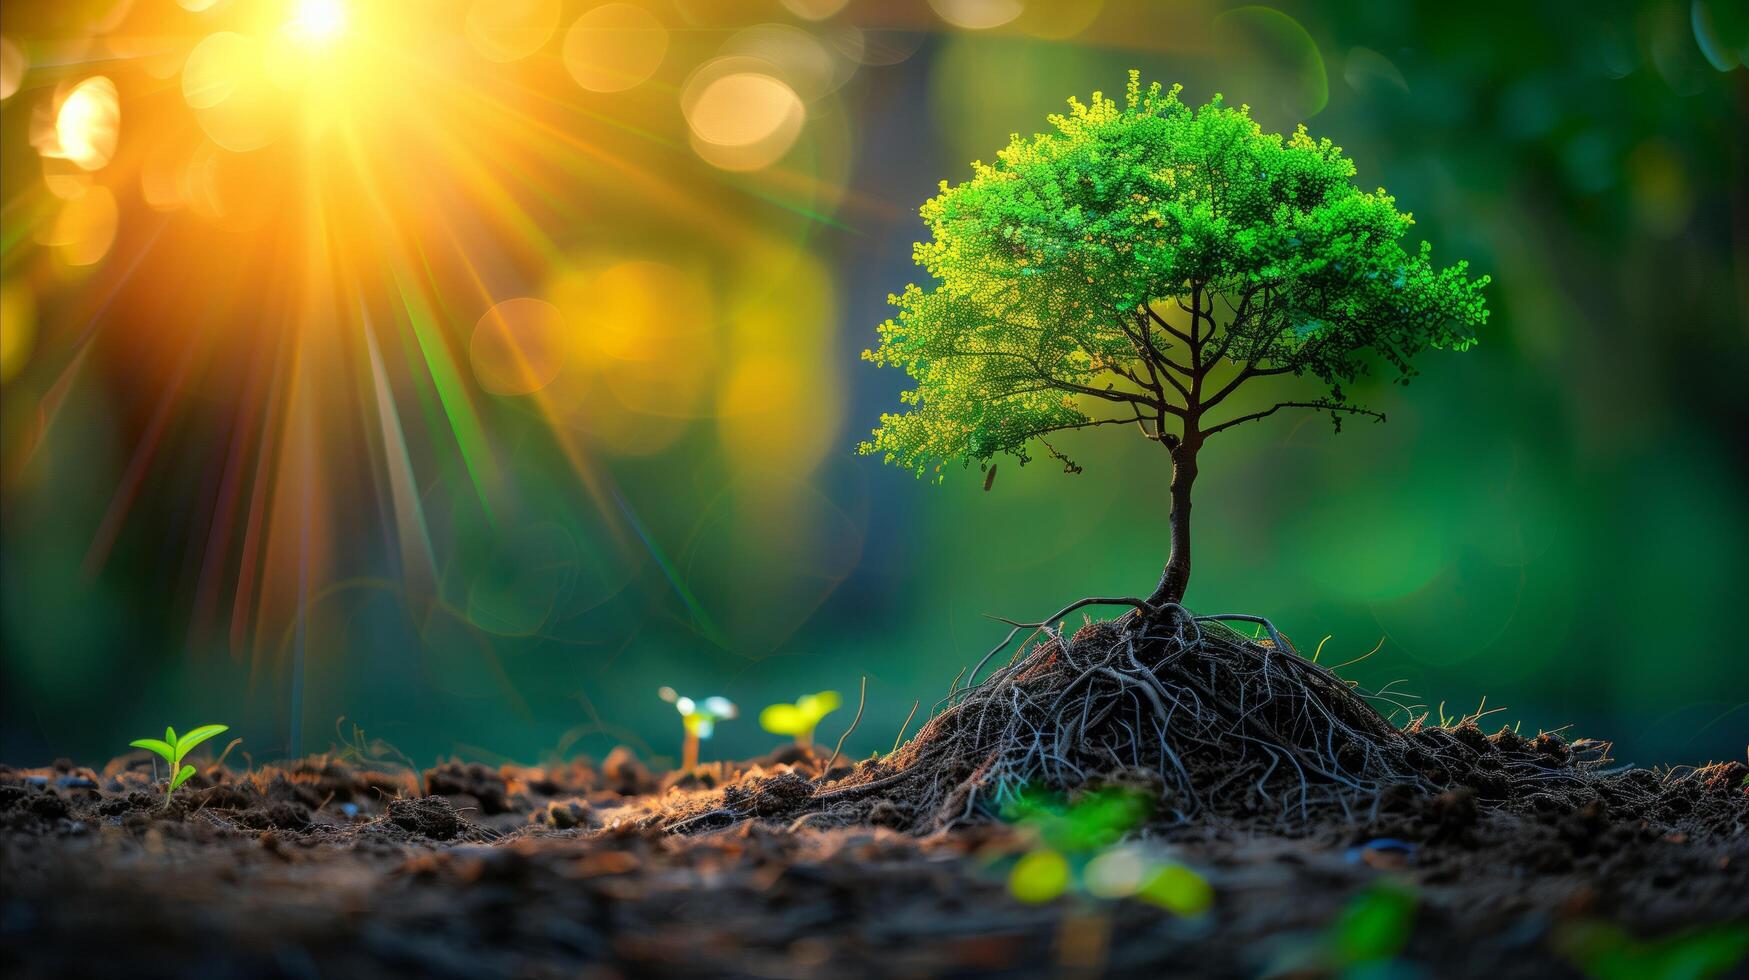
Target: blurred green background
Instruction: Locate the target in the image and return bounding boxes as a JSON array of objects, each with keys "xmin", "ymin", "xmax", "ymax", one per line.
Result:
[{"xmin": 2, "ymin": 0, "xmax": 1745, "ymax": 770}]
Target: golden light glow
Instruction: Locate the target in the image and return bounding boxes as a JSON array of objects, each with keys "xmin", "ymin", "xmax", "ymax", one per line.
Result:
[
  {"xmin": 0, "ymin": 35, "xmax": 25, "ymax": 101},
  {"xmin": 39, "ymin": 185, "xmax": 119, "ymax": 267},
  {"xmin": 930, "ymin": 0, "xmax": 1026, "ymax": 30},
  {"xmin": 46, "ymin": 77, "xmax": 121, "ymax": 171},
  {"xmin": 0, "ymin": 279, "xmax": 34, "ymax": 383},
  {"xmin": 562, "ymin": 4, "xmax": 668, "ymax": 93},
  {"xmin": 683, "ymin": 64, "xmax": 806, "ymax": 171},
  {"xmin": 182, "ymin": 32, "xmax": 287, "ymax": 151},
  {"xmin": 1, "ymin": 0, "xmax": 865, "ymax": 664},
  {"xmin": 470, "ymin": 299, "xmax": 568, "ymax": 396},
  {"xmin": 780, "ymin": 0, "xmax": 851, "ymax": 21},
  {"xmin": 466, "ymin": 0, "xmax": 560, "ymax": 63},
  {"xmin": 287, "ymin": 0, "xmax": 350, "ymax": 46}
]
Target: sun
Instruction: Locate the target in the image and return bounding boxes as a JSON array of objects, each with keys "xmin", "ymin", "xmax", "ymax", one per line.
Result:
[{"xmin": 287, "ymin": 0, "xmax": 349, "ymax": 47}]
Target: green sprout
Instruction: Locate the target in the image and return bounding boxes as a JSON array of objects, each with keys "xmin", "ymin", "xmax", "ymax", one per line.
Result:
[
  {"xmin": 658, "ymin": 687, "xmax": 736, "ymax": 771},
  {"xmin": 758, "ymin": 691, "xmax": 842, "ymax": 749},
  {"xmin": 1001, "ymin": 787, "xmax": 1212, "ymax": 914},
  {"xmin": 129, "ymin": 723, "xmax": 229, "ymax": 804}
]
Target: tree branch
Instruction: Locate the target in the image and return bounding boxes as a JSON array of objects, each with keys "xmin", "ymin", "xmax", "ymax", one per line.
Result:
[
  {"xmin": 1121, "ymin": 311, "xmax": 1193, "ymax": 400},
  {"xmin": 1199, "ymin": 399, "xmax": 1385, "ymax": 439},
  {"xmin": 1198, "ymin": 360, "xmax": 1296, "ymax": 414},
  {"xmin": 1146, "ymin": 303, "xmax": 1194, "ymax": 345}
]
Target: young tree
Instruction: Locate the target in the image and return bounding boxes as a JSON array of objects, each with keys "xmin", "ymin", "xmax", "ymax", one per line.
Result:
[{"xmin": 860, "ymin": 74, "xmax": 1489, "ymax": 608}]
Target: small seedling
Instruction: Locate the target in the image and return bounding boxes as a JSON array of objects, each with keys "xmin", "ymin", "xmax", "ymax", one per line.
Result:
[
  {"xmin": 758, "ymin": 691, "xmax": 841, "ymax": 749},
  {"xmin": 657, "ymin": 687, "xmax": 736, "ymax": 771},
  {"xmin": 1001, "ymin": 786, "xmax": 1212, "ymax": 913},
  {"xmin": 129, "ymin": 723, "xmax": 229, "ymax": 805}
]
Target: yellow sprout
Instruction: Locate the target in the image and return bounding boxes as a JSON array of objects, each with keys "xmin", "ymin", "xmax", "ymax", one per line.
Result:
[{"xmin": 758, "ymin": 690, "xmax": 841, "ymax": 748}]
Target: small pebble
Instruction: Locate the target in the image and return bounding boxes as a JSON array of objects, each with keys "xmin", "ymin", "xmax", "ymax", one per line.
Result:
[{"xmin": 1345, "ymin": 837, "xmax": 1417, "ymax": 867}]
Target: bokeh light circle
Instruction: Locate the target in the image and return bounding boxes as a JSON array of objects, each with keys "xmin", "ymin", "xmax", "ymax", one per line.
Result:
[
  {"xmin": 720, "ymin": 23, "xmax": 854, "ymax": 101},
  {"xmin": 183, "ymin": 33, "xmax": 246, "ymax": 109},
  {"xmin": 40, "ymin": 185, "xmax": 119, "ymax": 267},
  {"xmin": 466, "ymin": 522, "xmax": 580, "ymax": 636},
  {"xmin": 1210, "ymin": 6, "xmax": 1328, "ymax": 120},
  {"xmin": 690, "ymin": 74, "xmax": 802, "ymax": 145},
  {"xmin": 779, "ymin": 0, "xmax": 848, "ymax": 19},
  {"xmin": 40, "ymin": 156, "xmax": 94, "ymax": 200},
  {"xmin": 682, "ymin": 59, "xmax": 806, "ymax": 171},
  {"xmin": 51, "ymin": 76, "xmax": 120, "ymax": 171},
  {"xmin": 0, "ymin": 36, "xmax": 26, "ymax": 100},
  {"xmin": 547, "ymin": 258, "xmax": 717, "ymax": 456},
  {"xmin": 930, "ymin": 0, "xmax": 1025, "ymax": 30},
  {"xmin": 182, "ymin": 32, "xmax": 287, "ymax": 151},
  {"xmin": 466, "ymin": 0, "xmax": 561, "ymax": 63},
  {"xmin": 470, "ymin": 298, "xmax": 568, "ymax": 396},
  {"xmin": 563, "ymin": 4, "xmax": 668, "ymax": 93}
]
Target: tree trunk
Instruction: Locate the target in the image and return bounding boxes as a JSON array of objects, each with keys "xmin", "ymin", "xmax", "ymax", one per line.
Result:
[{"xmin": 1147, "ymin": 441, "xmax": 1199, "ymax": 607}]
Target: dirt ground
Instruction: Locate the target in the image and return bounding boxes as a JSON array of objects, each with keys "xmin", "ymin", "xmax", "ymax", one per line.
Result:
[{"xmin": 2, "ymin": 732, "xmax": 1745, "ymax": 980}]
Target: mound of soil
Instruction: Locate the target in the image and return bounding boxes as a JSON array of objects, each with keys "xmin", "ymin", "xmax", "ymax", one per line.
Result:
[
  {"xmin": 2, "ymin": 610, "xmax": 1745, "ymax": 978},
  {"xmin": 673, "ymin": 608, "xmax": 1743, "ymax": 846}
]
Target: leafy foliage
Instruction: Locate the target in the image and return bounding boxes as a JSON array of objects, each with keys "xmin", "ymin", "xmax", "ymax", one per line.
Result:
[
  {"xmin": 129, "ymin": 723, "xmax": 229, "ymax": 799},
  {"xmin": 860, "ymin": 71, "xmax": 1489, "ymax": 477}
]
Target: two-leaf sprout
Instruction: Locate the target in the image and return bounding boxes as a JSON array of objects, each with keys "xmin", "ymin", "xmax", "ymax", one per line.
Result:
[
  {"xmin": 759, "ymin": 691, "xmax": 841, "ymax": 749},
  {"xmin": 129, "ymin": 723, "xmax": 228, "ymax": 804},
  {"xmin": 658, "ymin": 688, "xmax": 736, "ymax": 771}
]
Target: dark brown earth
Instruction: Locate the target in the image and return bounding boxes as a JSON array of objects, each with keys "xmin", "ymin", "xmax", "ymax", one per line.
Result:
[
  {"xmin": 2, "ymin": 619, "xmax": 1745, "ymax": 979},
  {"xmin": 1, "ymin": 736, "xmax": 1744, "ymax": 979}
]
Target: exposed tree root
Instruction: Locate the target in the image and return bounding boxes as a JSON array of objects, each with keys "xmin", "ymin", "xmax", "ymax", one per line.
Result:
[{"xmin": 659, "ymin": 599, "xmax": 1649, "ymax": 837}]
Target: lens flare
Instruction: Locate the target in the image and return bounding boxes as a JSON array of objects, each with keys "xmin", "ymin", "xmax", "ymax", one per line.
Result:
[
  {"xmin": 287, "ymin": 0, "xmax": 349, "ymax": 46},
  {"xmin": 42, "ymin": 77, "xmax": 120, "ymax": 171}
]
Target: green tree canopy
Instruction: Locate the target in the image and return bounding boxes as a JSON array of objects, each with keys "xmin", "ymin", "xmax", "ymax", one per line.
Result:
[{"xmin": 860, "ymin": 73, "xmax": 1489, "ymax": 605}]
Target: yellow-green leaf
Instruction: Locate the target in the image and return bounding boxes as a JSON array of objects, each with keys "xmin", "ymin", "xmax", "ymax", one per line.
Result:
[
  {"xmin": 129, "ymin": 738, "xmax": 175, "ymax": 764},
  {"xmin": 797, "ymin": 691, "xmax": 841, "ymax": 723},
  {"xmin": 168, "ymin": 764, "xmax": 196, "ymax": 794},
  {"xmin": 1138, "ymin": 863, "xmax": 1214, "ymax": 916},
  {"xmin": 175, "ymin": 724, "xmax": 229, "ymax": 760},
  {"xmin": 1009, "ymin": 848, "xmax": 1071, "ymax": 904},
  {"xmin": 759, "ymin": 704, "xmax": 809, "ymax": 736}
]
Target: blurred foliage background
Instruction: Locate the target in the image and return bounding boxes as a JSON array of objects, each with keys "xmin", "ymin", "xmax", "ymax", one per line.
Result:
[{"xmin": 1, "ymin": 0, "xmax": 1745, "ymax": 770}]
